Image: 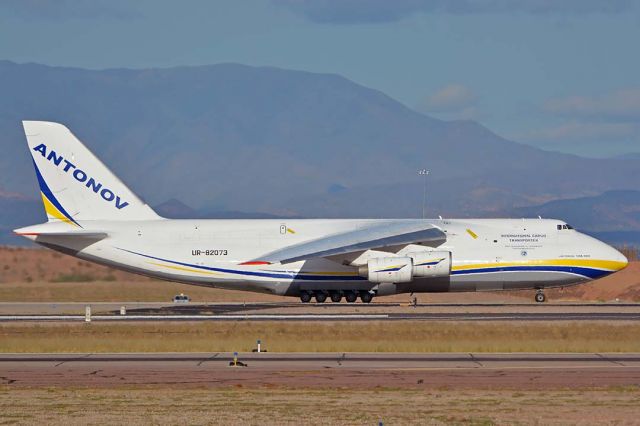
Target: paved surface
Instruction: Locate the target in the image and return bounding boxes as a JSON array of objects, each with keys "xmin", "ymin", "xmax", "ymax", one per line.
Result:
[
  {"xmin": 1, "ymin": 302, "xmax": 640, "ymax": 321},
  {"xmin": 2, "ymin": 353, "xmax": 640, "ymax": 389},
  {"xmin": 1, "ymin": 310, "xmax": 639, "ymax": 322}
]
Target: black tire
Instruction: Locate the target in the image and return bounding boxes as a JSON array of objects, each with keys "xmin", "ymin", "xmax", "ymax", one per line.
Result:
[
  {"xmin": 315, "ymin": 292, "xmax": 327, "ymax": 303},
  {"xmin": 345, "ymin": 291, "xmax": 358, "ymax": 303},
  {"xmin": 300, "ymin": 292, "xmax": 312, "ymax": 303},
  {"xmin": 535, "ymin": 292, "xmax": 546, "ymax": 303},
  {"xmin": 360, "ymin": 291, "xmax": 373, "ymax": 303},
  {"xmin": 330, "ymin": 291, "xmax": 342, "ymax": 303}
]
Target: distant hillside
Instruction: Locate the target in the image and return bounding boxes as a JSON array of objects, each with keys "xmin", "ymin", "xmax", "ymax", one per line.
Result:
[
  {"xmin": 512, "ymin": 190, "xmax": 640, "ymax": 232},
  {"xmin": 589, "ymin": 231, "xmax": 640, "ymax": 248},
  {"xmin": 614, "ymin": 153, "xmax": 640, "ymax": 160},
  {"xmin": 3, "ymin": 60, "xmax": 640, "ymax": 244},
  {"xmin": 154, "ymin": 198, "xmax": 289, "ymax": 219}
]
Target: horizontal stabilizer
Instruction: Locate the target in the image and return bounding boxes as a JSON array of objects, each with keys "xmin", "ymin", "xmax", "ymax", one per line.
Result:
[
  {"xmin": 14, "ymin": 225, "xmax": 107, "ymax": 240},
  {"xmin": 15, "ymin": 231, "xmax": 107, "ymax": 238}
]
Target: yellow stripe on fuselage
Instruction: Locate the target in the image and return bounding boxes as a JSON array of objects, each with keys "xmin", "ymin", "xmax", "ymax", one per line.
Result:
[
  {"xmin": 453, "ymin": 259, "xmax": 627, "ymax": 272},
  {"xmin": 280, "ymin": 271, "xmax": 360, "ymax": 276},
  {"xmin": 149, "ymin": 262, "xmax": 220, "ymax": 275}
]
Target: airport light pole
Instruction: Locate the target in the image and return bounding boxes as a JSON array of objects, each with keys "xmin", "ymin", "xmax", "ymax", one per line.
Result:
[{"xmin": 418, "ymin": 169, "xmax": 430, "ymax": 219}]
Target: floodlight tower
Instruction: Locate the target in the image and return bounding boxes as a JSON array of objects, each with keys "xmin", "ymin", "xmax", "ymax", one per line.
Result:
[{"xmin": 418, "ymin": 168, "xmax": 430, "ymax": 219}]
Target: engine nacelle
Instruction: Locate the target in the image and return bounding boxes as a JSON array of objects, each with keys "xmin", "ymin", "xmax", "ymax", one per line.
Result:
[
  {"xmin": 360, "ymin": 257, "xmax": 414, "ymax": 283},
  {"xmin": 410, "ymin": 251, "xmax": 452, "ymax": 278}
]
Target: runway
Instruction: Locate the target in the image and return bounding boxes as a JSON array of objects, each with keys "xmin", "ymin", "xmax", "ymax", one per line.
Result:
[
  {"xmin": 1, "ymin": 302, "xmax": 639, "ymax": 322},
  {"xmin": 2, "ymin": 353, "xmax": 640, "ymax": 389},
  {"xmin": 2, "ymin": 312, "xmax": 640, "ymax": 321}
]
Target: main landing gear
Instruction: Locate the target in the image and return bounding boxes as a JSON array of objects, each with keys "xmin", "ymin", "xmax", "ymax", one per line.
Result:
[
  {"xmin": 535, "ymin": 290, "xmax": 546, "ymax": 303},
  {"xmin": 360, "ymin": 291, "xmax": 373, "ymax": 304},
  {"xmin": 330, "ymin": 291, "xmax": 342, "ymax": 303},
  {"xmin": 299, "ymin": 290, "xmax": 374, "ymax": 303},
  {"xmin": 314, "ymin": 292, "xmax": 327, "ymax": 303},
  {"xmin": 300, "ymin": 292, "xmax": 312, "ymax": 303},
  {"xmin": 344, "ymin": 291, "xmax": 358, "ymax": 303}
]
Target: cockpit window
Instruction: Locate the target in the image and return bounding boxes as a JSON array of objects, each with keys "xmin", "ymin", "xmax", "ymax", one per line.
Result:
[
  {"xmin": 557, "ymin": 224, "xmax": 574, "ymax": 230},
  {"xmin": 557, "ymin": 225, "xmax": 562, "ymax": 230},
  {"xmin": 566, "ymin": 224, "xmax": 574, "ymax": 229}
]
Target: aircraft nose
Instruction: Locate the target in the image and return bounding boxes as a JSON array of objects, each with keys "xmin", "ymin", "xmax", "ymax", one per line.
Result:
[{"xmin": 603, "ymin": 243, "xmax": 628, "ymax": 271}]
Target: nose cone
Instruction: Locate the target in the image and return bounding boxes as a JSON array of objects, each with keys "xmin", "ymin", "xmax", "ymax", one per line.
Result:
[
  {"xmin": 601, "ymin": 242, "xmax": 629, "ymax": 272},
  {"xmin": 612, "ymin": 247, "xmax": 629, "ymax": 271}
]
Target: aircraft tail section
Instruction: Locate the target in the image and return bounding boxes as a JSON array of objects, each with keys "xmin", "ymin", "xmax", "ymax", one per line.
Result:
[{"xmin": 23, "ymin": 121, "xmax": 160, "ymax": 224}]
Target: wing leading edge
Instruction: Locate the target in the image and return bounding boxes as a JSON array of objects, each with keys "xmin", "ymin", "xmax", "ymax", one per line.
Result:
[{"xmin": 249, "ymin": 221, "xmax": 446, "ymax": 265}]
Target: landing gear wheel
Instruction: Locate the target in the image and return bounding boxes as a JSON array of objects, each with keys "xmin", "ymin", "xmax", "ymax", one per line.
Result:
[
  {"xmin": 360, "ymin": 291, "xmax": 373, "ymax": 304},
  {"xmin": 315, "ymin": 292, "xmax": 327, "ymax": 303},
  {"xmin": 535, "ymin": 291, "xmax": 546, "ymax": 303},
  {"xmin": 330, "ymin": 291, "xmax": 342, "ymax": 303},
  {"xmin": 300, "ymin": 292, "xmax": 312, "ymax": 303},
  {"xmin": 345, "ymin": 291, "xmax": 358, "ymax": 303}
]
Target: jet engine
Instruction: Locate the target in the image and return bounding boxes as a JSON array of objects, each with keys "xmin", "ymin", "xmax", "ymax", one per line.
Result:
[
  {"xmin": 410, "ymin": 251, "xmax": 452, "ymax": 278},
  {"xmin": 359, "ymin": 251, "xmax": 452, "ymax": 283},
  {"xmin": 360, "ymin": 257, "xmax": 414, "ymax": 283}
]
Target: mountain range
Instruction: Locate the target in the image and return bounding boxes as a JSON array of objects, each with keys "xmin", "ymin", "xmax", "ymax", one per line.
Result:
[{"xmin": 1, "ymin": 60, "xmax": 639, "ymax": 246}]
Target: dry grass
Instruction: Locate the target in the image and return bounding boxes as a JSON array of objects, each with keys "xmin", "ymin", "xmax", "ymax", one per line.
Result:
[
  {"xmin": 1, "ymin": 386, "xmax": 639, "ymax": 425},
  {"xmin": 2, "ymin": 321, "xmax": 640, "ymax": 353}
]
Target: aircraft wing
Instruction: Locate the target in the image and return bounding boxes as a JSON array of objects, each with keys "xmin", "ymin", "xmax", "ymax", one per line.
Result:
[{"xmin": 249, "ymin": 221, "xmax": 446, "ymax": 265}]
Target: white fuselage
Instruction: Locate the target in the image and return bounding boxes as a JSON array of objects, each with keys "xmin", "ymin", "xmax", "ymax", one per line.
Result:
[
  {"xmin": 21, "ymin": 217, "xmax": 628, "ymax": 298},
  {"xmin": 17, "ymin": 121, "xmax": 629, "ymax": 301}
]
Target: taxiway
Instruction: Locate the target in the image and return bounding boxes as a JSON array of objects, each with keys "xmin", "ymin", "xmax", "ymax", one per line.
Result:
[{"xmin": 2, "ymin": 353, "xmax": 639, "ymax": 389}]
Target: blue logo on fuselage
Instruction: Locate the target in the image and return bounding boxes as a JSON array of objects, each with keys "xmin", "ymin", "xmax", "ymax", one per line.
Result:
[{"xmin": 32, "ymin": 143, "xmax": 129, "ymax": 210}]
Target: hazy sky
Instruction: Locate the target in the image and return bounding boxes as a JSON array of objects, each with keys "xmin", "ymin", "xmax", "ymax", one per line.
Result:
[{"xmin": 2, "ymin": 0, "xmax": 639, "ymax": 157}]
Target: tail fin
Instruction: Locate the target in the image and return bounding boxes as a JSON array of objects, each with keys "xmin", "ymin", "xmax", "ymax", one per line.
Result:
[{"xmin": 23, "ymin": 121, "xmax": 160, "ymax": 224}]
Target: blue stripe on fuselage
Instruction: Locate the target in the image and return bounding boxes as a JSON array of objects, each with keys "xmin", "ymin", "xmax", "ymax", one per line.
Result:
[
  {"xmin": 117, "ymin": 248, "xmax": 366, "ymax": 281},
  {"xmin": 119, "ymin": 249, "xmax": 611, "ymax": 281},
  {"xmin": 452, "ymin": 265, "xmax": 609, "ymax": 279}
]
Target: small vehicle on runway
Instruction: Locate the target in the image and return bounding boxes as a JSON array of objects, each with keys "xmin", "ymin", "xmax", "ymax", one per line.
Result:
[{"xmin": 172, "ymin": 294, "xmax": 191, "ymax": 303}]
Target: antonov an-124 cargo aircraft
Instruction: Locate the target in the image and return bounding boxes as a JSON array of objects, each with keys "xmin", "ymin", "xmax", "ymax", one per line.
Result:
[{"xmin": 15, "ymin": 121, "xmax": 628, "ymax": 303}]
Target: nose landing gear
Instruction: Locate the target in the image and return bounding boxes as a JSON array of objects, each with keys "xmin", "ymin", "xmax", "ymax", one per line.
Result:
[{"xmin": 535, "ymin": 290, "xmax": 546, "ymax": 303}]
